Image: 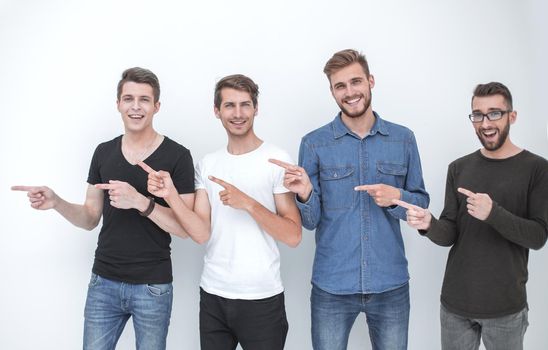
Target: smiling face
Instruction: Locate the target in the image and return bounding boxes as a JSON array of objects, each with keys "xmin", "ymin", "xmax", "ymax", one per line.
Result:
[
  {"xmin": 214, "ymin": 88, "xmax": 257, "ymax": 139},
  {"xmin": 329, "ymin": 62, "xmax": 374, "ymax": 119},
  {"xmin": 471, "ymin": 94, "xmax": 516, "ymax": 153},
  {"xmin": 117, "ymin": 81, "xmax": 160, "ymax": 134}
]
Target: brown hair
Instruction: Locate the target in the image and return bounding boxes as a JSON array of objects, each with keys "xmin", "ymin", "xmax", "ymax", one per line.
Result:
[
  {"xmin": 323, "ymin": 49, "xmax": 370, "ymax": 80},
  {"xmin": 117, "ymin": 67, "xmax": 161, "ymax": 103},
  {"xmin": 472, "ymin": 82, "xmax": 513, "ymax": 110},
  {"xmin": 214, "ymin": 74, "xmax": 259, "ymax": 109}
]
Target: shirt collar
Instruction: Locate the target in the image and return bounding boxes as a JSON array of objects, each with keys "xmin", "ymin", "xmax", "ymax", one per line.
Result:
[{"xmin": 331, "ymin": 111, "xmax": 389, "ymax": 139}]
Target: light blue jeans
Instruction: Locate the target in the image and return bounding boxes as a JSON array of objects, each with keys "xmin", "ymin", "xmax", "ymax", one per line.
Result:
[
  {"xmin": 311, "ymin": 283, "xmax": 409, "ymax": 350},
  {"xmin": 441, "ymin": 304, "xmax": 528, "ymax": 350},
  {"xmin": 83, "ymin": 273, "xmax": 173, "ymax": 350}
]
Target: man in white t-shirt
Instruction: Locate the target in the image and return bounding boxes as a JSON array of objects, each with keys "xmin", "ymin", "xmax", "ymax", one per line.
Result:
[{"xmin": 140, "ymin": 74, "xmax": 302, "ymax": 350}]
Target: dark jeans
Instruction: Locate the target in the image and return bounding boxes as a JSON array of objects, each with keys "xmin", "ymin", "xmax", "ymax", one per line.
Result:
[{"xmin": 199, "ymin": 288, "xmax": 288, "ymax": 350}]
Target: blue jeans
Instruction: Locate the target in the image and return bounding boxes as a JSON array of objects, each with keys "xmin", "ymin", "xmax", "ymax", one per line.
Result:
[
  {"xmin": 440, "ymin": 304, "xmax": 528, "ymax": 350},
  {"xmin": 83, "ymin": 273, "xmax": 173, "ymax": 350},
  {"xmin": 311, "ymin": 283, "xmax": 409, "ymax": 350}
]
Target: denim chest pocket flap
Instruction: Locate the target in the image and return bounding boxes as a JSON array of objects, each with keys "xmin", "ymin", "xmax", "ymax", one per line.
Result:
[
  {"xmin": 377, "ymin": 162, "xmax": 407, "ymax": 175},
  {"xmin": 319, "ymin": 166, "xmax": 354, "ymax": 180},
  {"xmin": 376, "ymin": 162, "xmax": 407, "ymax": 188}
]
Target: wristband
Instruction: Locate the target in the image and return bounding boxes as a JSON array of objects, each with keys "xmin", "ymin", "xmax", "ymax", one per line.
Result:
[{"xmin": 139, "ymin": 196, "xmax": 155, "ymax": 217}]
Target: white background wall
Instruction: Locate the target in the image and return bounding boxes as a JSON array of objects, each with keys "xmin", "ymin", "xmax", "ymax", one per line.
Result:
[{"xmin": 1, "ymin": 0, "xmax": 547, "ymax": 349}]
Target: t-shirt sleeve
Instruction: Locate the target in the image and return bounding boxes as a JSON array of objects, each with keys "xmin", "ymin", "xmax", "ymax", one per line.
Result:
[
  {"xmin": 87, "ymin": 144, "xmax": 102, "ymax": 185},
  {"xmin": 194, "ymin": 158, "xmax": 206, "ymax": 190},
  {"xmin": 171, "ymin": 148, "xmax": 195, "ymax": 194},
  {"xmin": 272, "ymin": 149, "xmax": 294, "ymax": 194}
]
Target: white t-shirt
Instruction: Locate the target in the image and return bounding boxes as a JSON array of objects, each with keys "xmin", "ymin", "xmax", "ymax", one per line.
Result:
[{"xmin": 195, "ymin": 142, "xmax": 293, "ymax": 299}]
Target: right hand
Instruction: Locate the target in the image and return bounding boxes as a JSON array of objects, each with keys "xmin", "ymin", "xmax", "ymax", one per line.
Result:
[
  {"xmin": 138, "ymin": 161, "xmax": 177, "ymax": 199},
  {"xmin": 11, "ymin": 185, "xmax": 58, "ymax": 210},
  {"xmin": 268, "ymin": 159, "xmax": 313, "ymax": 202},
  {"xmin": 392, "ymin": 199, "xmax": 432, "ymax": 230}
]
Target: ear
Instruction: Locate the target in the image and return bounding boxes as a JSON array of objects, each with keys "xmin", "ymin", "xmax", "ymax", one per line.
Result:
[
  {"xmin": 214, "ymin": 106, "xmax": 220, "ymax": 119},
  {"xmin": 509, "ymin": 110, "xmax": 517, "ymax": 125},
  {"xmin": 254, "ymin": 104, "xmax": 259, "ymax": 117},
  {"xmin": 368, "ymin": 74, "xmax": 375, "ymax": 89},
  {"xmin": 154, "ymin": 101, "xmax": 161, "ymax": 114}
]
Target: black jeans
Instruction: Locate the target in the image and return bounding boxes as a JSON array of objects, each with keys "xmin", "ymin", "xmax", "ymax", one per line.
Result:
[{"xmin": 199, "ymin": 288, "xmax": 289, "ymax": 350}]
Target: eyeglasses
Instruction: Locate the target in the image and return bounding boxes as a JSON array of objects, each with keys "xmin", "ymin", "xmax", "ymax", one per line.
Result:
[{"xmin": 468, "ymin": 110, "xmax": 511, "ymax": 123}]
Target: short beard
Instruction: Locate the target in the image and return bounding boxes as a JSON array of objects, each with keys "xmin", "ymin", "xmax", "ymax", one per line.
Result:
[
  {"xmin": 476, "ymin": 119, "xmax": 510, "ymax": 151},
  {"xmin": 339, "ymin": 90, "xmax": 372, "ymax": 119}
]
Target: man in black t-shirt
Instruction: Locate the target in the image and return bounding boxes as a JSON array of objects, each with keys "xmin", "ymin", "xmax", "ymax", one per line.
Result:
[
  {"xmin": 395, "ymin": 82, "xmax": 548, "ymax": 350},
  {"xmin": 12, "ymin": 67, "xmax": 195, "ymax": 350}
]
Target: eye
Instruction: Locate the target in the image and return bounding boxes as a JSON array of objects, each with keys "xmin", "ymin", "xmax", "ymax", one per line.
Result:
[{"xmin": 487, "ymin": 111, "xmax": 502, "ymax": 119}]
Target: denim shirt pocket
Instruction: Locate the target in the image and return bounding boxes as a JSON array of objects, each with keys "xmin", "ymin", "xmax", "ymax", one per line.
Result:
[
  {"xmin": 319, "ymin": 166, "xmax": 356, "ymax": 210},
  {"xmin": 376, "ymin": 162, "xmax": 407, "ymax": 188}
]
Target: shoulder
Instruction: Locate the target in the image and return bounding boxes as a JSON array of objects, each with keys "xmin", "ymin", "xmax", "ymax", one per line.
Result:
[
  {"xmin": 161, "ymin": 136, "xmax": 192, "ymax": 156},
  {"xmin": 260, "ymin": 142, "xmax": 293, "ymax": 162},
  {"xmin": 301, "ymin": 119, "xmax": 335, "ymax": 144},
  {"xmin": 447, "ymin": 151, "xmax": 481, "ymax": 170},
  {"xmin": 92, "ymin": 135, "xmax": 122, "ymax": 156},
  {"xmin": 380, "ymin": 118, "xmax": 415, "ymax": 139}
]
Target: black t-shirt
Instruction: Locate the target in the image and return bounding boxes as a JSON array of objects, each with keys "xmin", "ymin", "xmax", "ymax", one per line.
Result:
[
  {"xmin": 87, "ymin": 135, "xmax": 194, "ymax": 284},
  {"xmin": 426, "ymin": 150, "xmax": 548, "ymax": 318}
]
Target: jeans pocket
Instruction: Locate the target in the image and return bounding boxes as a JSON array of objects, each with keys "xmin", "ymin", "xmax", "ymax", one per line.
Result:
[{"xmin": 146, "ymin": 283, "xmax": 173, "ymax": 297}]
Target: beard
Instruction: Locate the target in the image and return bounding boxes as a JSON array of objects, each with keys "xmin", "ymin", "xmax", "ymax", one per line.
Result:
[
  {"xmin": 338, "ymin": 90, "xmax": 372, "ymax": 119},
  {"xmin": 476, "ymin": 119, "xmax": 510, "ymax": 151}
]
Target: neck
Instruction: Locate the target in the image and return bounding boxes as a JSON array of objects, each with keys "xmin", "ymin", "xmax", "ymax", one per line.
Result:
[
  {"xmin": 481, "ymin": 138, "xmax": 522, "ymax": 159},
  {"xmin": 123, "ymin": 129, "xmax": 158, "ymax": 147},
  {"xmin": 340, "ymin": 108, "xmax": 375, "ymax": 138},
  {"xmin": 226, "ymin": 132, "xmax": 263, "ymax": 155}
]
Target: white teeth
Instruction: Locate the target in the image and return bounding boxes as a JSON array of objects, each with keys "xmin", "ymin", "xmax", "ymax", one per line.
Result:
[{"xmin": 346, "ymin": 98, "xmax": 360, "ymax": 104}]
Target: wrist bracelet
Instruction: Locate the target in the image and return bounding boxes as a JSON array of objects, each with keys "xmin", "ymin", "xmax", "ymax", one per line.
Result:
[{"xmin": 139, "ymin": 196, "xmax": 155, "ymax": 217}]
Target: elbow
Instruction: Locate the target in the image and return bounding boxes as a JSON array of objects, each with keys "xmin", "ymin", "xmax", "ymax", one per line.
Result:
[
  {"xmin": 529, "ymin": 235, "xmax": 547, "ymax": 251},
  {"xmin": 82, "ymin": 219, "xmax": 100, "ymax": 231},
  {"xmin": 285, "ymin": 230, "xmax": 302, "ymax": 248}
]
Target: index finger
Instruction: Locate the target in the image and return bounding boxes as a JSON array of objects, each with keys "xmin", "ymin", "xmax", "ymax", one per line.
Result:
[
  {"xmin": 208, "ymin": 175, "xmax": 230, "ymax": 189},
  {"xmin": 95, "ymin": 183, "xmax": 116, "ymax": 190},
  {"xmin": 11, "ymin": 186, "xmax": 37, "ymax": 192},
  {"xmin": 138, "ymin": 161, "xmax": 156, "ymax": 174},
  {"xmin": 268, "ymin": 158, "xmax": 295, "ymax": 170},
  {"xmin": 392, "ymin": 199, "xmax": 420, "ymax": 211},
  {"xmin": 457, "ymin": 187, "xmax": 476, "ymax": 198},
  {"xmin": 354, "ymin": 184, "xmax": 378, "ymax": 191}
]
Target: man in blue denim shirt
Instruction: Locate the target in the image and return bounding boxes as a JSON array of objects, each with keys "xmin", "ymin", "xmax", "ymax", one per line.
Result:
[{"xmin": 271, "ymin": 49, "xmax": 429, "ymax": 349}]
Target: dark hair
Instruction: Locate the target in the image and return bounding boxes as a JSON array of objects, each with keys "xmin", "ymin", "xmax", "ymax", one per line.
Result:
[
  {"xmin": 472, "ymin": 82, "xmax": 513, "ymax": 110},
  {"xmin": 323, "ymin": 49, "xmax": 370, "ymax": 79},
  {"xmin": 117, "ymin": 67, "xmax": 160, "ymax": 103},
  {"xmin": 214, "ymin": 74, "xmax": 259, "ymax": 109}
]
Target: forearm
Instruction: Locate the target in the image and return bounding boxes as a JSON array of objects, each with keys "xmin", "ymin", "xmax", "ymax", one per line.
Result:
[
  {"xmin": 165, "ymin": 194, "xmax": 211, "ymax": 244},
  {"xmin": 486, "ymin": 202, "xmax": 548, "ymax": 250},
  {"xmin": 146, "ymin": 202, "xmax": 189, "ymax": 239},
  {"xmin": 423, "ymin": 216, "xmax": 457, "ymax": 247},
  {"xmin": 247, "ymin": 201, "xmax": 302, "ymax": 247},
  {"xmin": 54, "ymin": 197, "xmax": 101, "ymax": 230}
]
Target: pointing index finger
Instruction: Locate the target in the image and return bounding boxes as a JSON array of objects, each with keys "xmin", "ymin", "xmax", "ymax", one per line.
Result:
[
  {"xmin": 138, "ymin": 161, "xmax": 156, "ymax": 174},
  {"xmin": 457, "ymin": 187, "xmax": 475, "ymax": 198},
  {"xmin": 208, "ymin": 175, "xmax": 230, "ymax": 189},
  {"xmin": 11, "ymin": 186, "xmax": 36, "ymax": 192},
  {"xmin": 268, "ymin": 158, "xmax": 294, "ymax": 170},
  {"xmin": 354, "ymin": 184, "xmax": 377, "ymax": 191},
  {"xmin": 95, "ymin": 183, "xmax": 115, "ymax": 190},
  {"xmin": 392, "ymin": 199, "xmax": 418, "ymax": 210}
]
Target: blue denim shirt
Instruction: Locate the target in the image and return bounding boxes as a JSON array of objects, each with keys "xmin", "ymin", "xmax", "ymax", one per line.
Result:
[{"xmin": 297, "ymin": 112, "xmax": 429, "ymax": 294}]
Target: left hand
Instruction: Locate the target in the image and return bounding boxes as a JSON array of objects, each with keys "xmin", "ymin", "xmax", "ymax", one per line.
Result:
[
  {"xmin": 354, "ymin": 183, "xmax": 401, "ymax": 207},
  {"xmin": 95, "ymin": 180, "xmax": 143, "ymax": 210},
  {"xmin": 208, "ymin": 175, "xmax": 254, "ymax": 210},
  {"xmin": 457, "ymin": 187, "xmax": 492, "ymax": 221}
]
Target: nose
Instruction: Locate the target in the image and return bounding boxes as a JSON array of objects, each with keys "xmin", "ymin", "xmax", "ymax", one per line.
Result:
[
  {"xmin": 480, "ymin": 116, "xmax": 492, "ymax": 128},
  {"xmin": 131, "ymin": 99, "xmax": 141, "ymax": 110}
]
